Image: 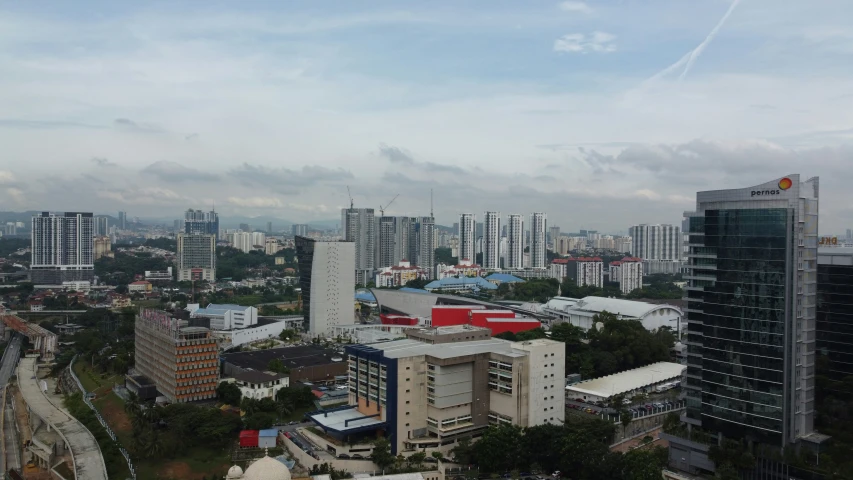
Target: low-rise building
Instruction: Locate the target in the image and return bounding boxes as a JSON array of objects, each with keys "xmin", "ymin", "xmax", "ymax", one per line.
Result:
[
  {"xmin": 222, "ymin": 369, "xmax": 289, "ymax": 401},
  {"xmin": 542, "ymin": 296, "xmax": 683, "ymax": 333},
  {"xmin": 145, "ymin": 267, "xmax": 173, "ymax": 282},
  {"xmin": 375, "ymin": 260, "xmax": 428, "ymax": 288},
  {"xmin": 565, "ymin": 361, "xmax": 685, "ymax": 403},
  {"xmin": 434, "ymin": 259, "xmax": 483, "ymax": 279},
  {"xmin": 308, "ymin": 336, "xmax": 565, "ymax": 455},
  {"xmin": 222, "ymin": 345, "xmax": 348, "ymax": 384},
  {"xmin": 424, "ymin": 276, "xmax": 496, "ymax": 293},
  {"xmin": 128, "ymin": 280, "xmax": 153, "ymax": 292},
  {"xmin": 187, "ymin": 303, "xmax": 258, "ymax": 330}
]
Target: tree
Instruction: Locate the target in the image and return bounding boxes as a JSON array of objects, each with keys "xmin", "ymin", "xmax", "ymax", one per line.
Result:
[
  {"xmin": 115, "ymin": 284, "xmax": 129, "ymax": 294},
  {"xmin": 216, "ymin": 381, "xmax": 242, "ymax": 406},
  {"xmin": 431, "ymin": 451, "xmax": 444, "ymax": 463},
  {"xmin": 244, "ymin": 412, "xmax": 277, "ymax": 430},
  {"xmin": 450, "ymin": 438, "xmax": 474, "ymax": 465},
  {"xmin": 473, "ymin": 424, "xmax": 524, "ymax": 473},
  {"xmin": 371, "ymin": 438, "xmax": 395, "ymax": 472},
  {"xmin": 279, "ymin": 329, "xmax": 298, "ymax": 342},
  {"xmin": 268, "ymin": 358, "xmax": 289, "ymax": 374},
  {"xmin": 408, "ymin": 451, "xmax": 427, "ymax": 468}
]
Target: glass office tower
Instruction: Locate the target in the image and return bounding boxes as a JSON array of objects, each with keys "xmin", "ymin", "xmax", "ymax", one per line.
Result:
[
  {"xmin": 816, "ymin": 248, "xmax": 853, "ymax": 385},
  {"xmin": 669, "ymin": 175, "xmax": 819, "ymax": 475}
]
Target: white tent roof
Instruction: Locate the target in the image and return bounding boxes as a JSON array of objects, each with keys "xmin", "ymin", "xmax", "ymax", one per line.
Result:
[{"xmin": 565, "ymin": 362, "xmax": 685, "ymax": 399}]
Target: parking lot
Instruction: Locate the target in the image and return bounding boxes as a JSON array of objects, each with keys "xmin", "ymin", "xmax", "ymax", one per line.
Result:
[{"xmin": 566, "ymin": 397, "xmax": 685, "ymax": 421}]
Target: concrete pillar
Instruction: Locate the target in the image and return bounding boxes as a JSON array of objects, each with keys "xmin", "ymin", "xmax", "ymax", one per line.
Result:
[{"xmin": 57, "ymin": 440, "xmax": 66, "ymax": 455}]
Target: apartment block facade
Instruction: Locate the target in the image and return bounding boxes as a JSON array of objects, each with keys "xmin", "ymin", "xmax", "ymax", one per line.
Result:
[
  {"xmin": 338, "ymin": 336, "xmax": 565, "ymax": 454},
  {"xmin": 177, "ymin": 233, "xmax": 216, "ymax": 282},
  {"xmin": 134, "ymin": 309, "xmax": 220, "ymax": 403},
  {"xmin": 31, "ymin": 212, "xmax": 95, "ymax": 284}
]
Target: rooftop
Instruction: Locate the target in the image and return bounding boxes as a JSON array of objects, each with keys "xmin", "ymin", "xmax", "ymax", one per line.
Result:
[
  {"xmin": 222, "ymin": 345, "xmax": 345, "ymax": 371},
  {"xmin": 309, "ymin": 406, "xmax": 385, "ymax": 433},
  {"xmin": 231, "ymin": 369, "xmax": 289, "ymax": 385},
  {"xmin": 566, "ymin": 361, "xmax": 686, "ymax": 399},
  {"xmin": 192, "ymin": 303, "xmax": 254, "ymax": 316},
  {"xmin": 352, "ymin": 337, "xmax": 558, "ymax": 359},
  {"xmin": 543, "ymin": 296, "xmax": 682, "ymax": 319},
  {"xmin": 425, "ymin": 276, "xmax": 497, "ymax": 290},
  {"xmin": 485, "ymin": 273, "xmax": 525, "ymax": 283}
]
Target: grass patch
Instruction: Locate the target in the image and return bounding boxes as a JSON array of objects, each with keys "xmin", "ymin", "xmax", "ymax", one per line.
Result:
[
  {"xmin": 72, "ymin": 359, "xmax": 122, "ymax": 395},
  {"xmin": 281, "ymin": 404, "xmax": 313, "ymax": 423}
]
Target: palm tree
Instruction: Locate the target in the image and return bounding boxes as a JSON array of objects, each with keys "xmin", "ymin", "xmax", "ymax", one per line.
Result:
[{"xmin": 124, "ymin": 392, "xmax": 141, "ymax": 419}]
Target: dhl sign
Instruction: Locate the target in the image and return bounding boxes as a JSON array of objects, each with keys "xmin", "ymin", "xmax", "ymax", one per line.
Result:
[{"xmin": 819, "ymin": 237, "xmax": 838, "ymax": 245}]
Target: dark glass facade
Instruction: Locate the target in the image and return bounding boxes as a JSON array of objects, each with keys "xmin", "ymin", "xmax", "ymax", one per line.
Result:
[
  {"xmin": 816, "ymin": 259, "xmax": 853, "ymax": 382},
  {"xmin": 686, "ymin": 208, "xmax": 790, "ymax": 446},
  {"xmin": 295, "ymin": 236, "xmax": 315, "ymax": 331}
]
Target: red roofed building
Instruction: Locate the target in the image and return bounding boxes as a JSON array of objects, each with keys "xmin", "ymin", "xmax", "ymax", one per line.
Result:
[
  {"xmin": 435, "ymin": 258, "xmax": 484, "ymax": 279},
  {"xmin": 374, "ymin": 260, "xmax": 427, "ymax": 288},
  {"xmin": 609, "ymin": 257, "xmax": 643, "ymax": 294}
]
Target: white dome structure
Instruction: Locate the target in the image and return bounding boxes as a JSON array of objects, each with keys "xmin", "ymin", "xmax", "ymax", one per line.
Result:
[
  {"xmin": 227, "ymin": 465, "xmax": 244, "ymax": 479},
  {"xmin": 243, "ymin": 450, "xmax": 291, "ymax": 480}
]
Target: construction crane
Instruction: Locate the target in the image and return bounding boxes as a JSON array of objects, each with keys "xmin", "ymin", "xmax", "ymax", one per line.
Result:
[
  {"xmin": 380, "ymin": 194, "xmax": 399, "ymax": 216},
  {"xmin": 347, "ymin": 186, "xmax": 354, "ymax": 210}
]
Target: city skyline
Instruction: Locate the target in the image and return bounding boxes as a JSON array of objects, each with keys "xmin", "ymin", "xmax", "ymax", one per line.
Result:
[{"xmin": 2, "ymin": 2, "xmax": 853, "ymax": 231}]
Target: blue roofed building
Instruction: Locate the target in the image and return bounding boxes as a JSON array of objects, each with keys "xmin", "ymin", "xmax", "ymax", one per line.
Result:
[
  {"xmin": 186, "ymin": 303, "xmax": 258, "ymax": 330},
  {"xmin": 424, "ymin": 276, "xmax": 497, "ymax": 293},
  {"xmin": 484, "ymin": 273, "xmax": 525, "ymax": 286}
]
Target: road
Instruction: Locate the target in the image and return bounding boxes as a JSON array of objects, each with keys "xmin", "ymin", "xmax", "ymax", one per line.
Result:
[
  {"xmin": 0, "ymin": 334, "xmax": 23, "ymax": 386},
  {"xmin": 17, "ymin": 356, "xmax": 108, "ymax": 480},
  {"xmin": 3, "ymin": 398, "xmax": 21, "ymax": 472}
]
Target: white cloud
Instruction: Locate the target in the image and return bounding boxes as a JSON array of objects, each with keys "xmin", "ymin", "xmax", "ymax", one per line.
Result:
[
  {"xmin": 6, "ymin": 188, "xmax": 25, "ymax": 204},
  {"xmin": 554, "ymin": 31, "xmax": 616, "ymax": 54},
  {"xmin": 0, "ymin": 171, "xmax": 15, "ymax": 184},
  {"xmin": 558, "ymin": 1, "xmax": 592, "ymax": 14},
  {"xmin": 227, "ymin": 197, "xmax": 285, "ymax": 208},
  {"xmin": 287, "ymin": 203, "xmax": 329, "ymax": 214}
]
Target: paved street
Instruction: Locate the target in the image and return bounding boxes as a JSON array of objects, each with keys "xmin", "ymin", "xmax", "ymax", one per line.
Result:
[
  {"xmin": 0, "ymin": 335, "xmax": 23, "ymax": 386},
  {"xmin": 17, "ymin": 356, "xmax": 108, "ymax": 480},
  {"xmin": 3, "ymin": 399, "xmax": 21, "ymax": 472}
]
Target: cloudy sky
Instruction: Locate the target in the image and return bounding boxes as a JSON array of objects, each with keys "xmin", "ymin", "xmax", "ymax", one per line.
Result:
[{"xmin": 1, "ymin": 0, "xmax": 852, "ymax": 233}]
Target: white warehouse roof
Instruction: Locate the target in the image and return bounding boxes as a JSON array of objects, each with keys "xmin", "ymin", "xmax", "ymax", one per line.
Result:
[
  {"xmin": 565, "ymin": 361, "xmax": 685, "ymax": 399},
  {"xmin": 544, "ymin": 296, "xmax": 682, "ymax": 320}
]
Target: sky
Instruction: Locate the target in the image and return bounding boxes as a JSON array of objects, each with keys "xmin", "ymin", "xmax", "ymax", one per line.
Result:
[{"xmin": 1, "ymin": 0, "xmax": 853, "ymax": 233}]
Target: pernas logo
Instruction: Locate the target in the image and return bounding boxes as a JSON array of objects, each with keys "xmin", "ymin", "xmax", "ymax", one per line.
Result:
[{"xmin": 751, "ymin": 189, "xmax": 780, "ymax": 197}]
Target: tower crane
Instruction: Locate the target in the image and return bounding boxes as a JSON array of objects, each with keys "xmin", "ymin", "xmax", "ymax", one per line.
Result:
[
  {"xmin": 380, "ymin": 194, "xmax": 400, "ymax": 217},
  {"xmin": 347, "ymin": 186, "xmax": 354, "ymax": 210}
]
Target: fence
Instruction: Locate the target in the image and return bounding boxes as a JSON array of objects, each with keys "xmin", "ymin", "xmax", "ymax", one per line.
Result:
[{"xmin": 68, "ymin": 355, "xmax": 136, "ymax": 479}]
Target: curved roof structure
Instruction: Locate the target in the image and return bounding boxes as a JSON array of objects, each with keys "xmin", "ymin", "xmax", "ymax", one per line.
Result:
[{"xmin": 544, "ymin": 296, "xmax": 682, "ymax": 320}]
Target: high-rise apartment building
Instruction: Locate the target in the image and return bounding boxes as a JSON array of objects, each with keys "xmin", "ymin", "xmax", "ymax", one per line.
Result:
[
  {"xmin": 609, "ymin": 257, "xmax": 643, "ymax": 294},
  {"xmin": 459, "ymin": 213, "xmax": 476, "ymax": 263},
  {"xmin": 565, "ymin": 257, "xmax": 603, "ymax": 288},
  {"xmin": 483, "ymin": 212, "xmax": 501, "ymax": 270},
  {"xmin": 228, "ymin": 232, "xmax": 253, "ymax": 253},
  {"xmin": 118, "ymin": 211, "xmax": 127, "ymax": 230},
  {"xmin": 292, "ymin": 224, "xmax": 309, "ymax": 237},
  {"xmin": 410, "ymin": 216, "xmax": 436, "ymax": 278},
  {"xmin": 93, "ymin": 236, "xmax": 112, "ymax": 260},
  {"xmin": 94, "ymin": 216, "xmax": 109, "ymax": 237},
  {"xmin": 548, "ymin": 226, "xmax": 560, "ymax": 251},
  {"xmin": 31, "ymin": 212, "xmax": 95, "ymax": 284},
  {"xmin": 668, "ymin": 175, "xmax": 818, "ymax": 475},
  {"xmin": 342, "ymin": 208, "xmax": 376, "ymax": 286},
  {"xmin": 134, "ymin": 309, "xmax": 220, "ymax": 403},
  {"xmin": 378, "ymin": 216, "xmax": 411, "ymax": 268},
  {"xmin": 177, "ymin": 233, "xmax": 216, "ymax": 282},
  {"xmin": 295, "ymin": 237, "xmax": 356, "ymax": 336},
  {"xmin": 530, "ymin": 213, "xmax": 547, "ymax": 268},
  {"xmin": 506, "ymin": 214, "xmax": 524, "ymax": 269},
  {"xmin": 184, "ymin": 209, "xmax": 220, "ymax": 240},
  {"xmin": 629, "ymin": 224, "xmax": 681, "ymax": 261},
  {"xmin": 267, "ymin": 221, "xmax": 273, "ymax": 233}
]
